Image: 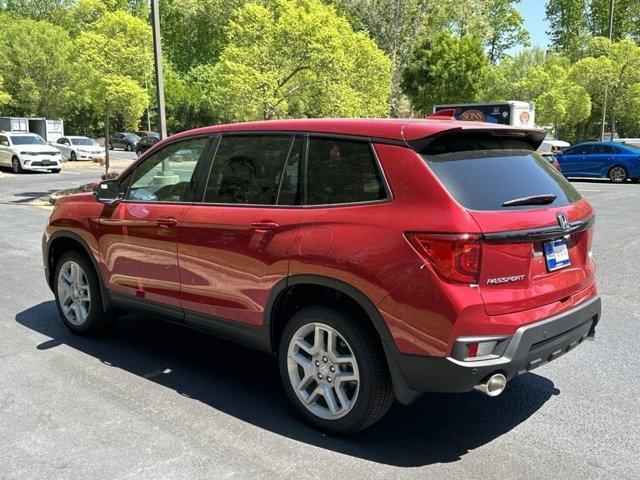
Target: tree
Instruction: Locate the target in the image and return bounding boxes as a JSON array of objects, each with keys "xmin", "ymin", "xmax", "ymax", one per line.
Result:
[
  {"xmin": 207, "ymin": 0, "xmax": 392, "ymax": 122},
  {"xmin": 0, "ymin": 16, "xmax": 74, "ymax": 117},
  {"xmin": 328, "ymin": 0, "xmax": 428, "ymax": 116},
  {"xmin": 161, "ymin": 0, "xmax": 247, "ymax": 73},
  {"xmin": 485, "ymin": 0, "xmax": 530, "ymax": 63},
  {"xmin": 402, "ymin": 31, "xmax": 489, "ymax": 114},
  {"xmin": 569, "ymin": 37, "xmax": 640, "ymax": 137},
  {"xmin": 545, "ymin": 0, "xmax": 587, "ymax": 56}
]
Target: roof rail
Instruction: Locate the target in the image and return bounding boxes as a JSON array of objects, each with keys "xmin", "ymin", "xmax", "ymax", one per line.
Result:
[{"xmin": 426, "ymin": 109, "xmax": 457, "ymax": 120}]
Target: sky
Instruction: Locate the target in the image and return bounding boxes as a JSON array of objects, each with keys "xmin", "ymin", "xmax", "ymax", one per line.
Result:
[{"xmin": 507, "ymin": 0, "xmax": 551, "ymax": 54}]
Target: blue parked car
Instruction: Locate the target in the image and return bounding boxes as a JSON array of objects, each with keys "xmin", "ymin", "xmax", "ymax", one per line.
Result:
[{"xmin": 555, "ymin": 141, "xmax": 640, "ymax": 183}]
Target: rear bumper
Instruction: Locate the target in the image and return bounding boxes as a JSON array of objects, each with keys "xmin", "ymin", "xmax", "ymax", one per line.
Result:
[{"xmin": 387, "ymin": 296, "xmax": 601, "ymax": 400}]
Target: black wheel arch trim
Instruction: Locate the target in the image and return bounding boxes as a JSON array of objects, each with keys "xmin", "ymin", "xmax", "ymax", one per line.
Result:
[
  {"xmin": 264, "ymin": 274, "xmax": 421, "ymax": 405},
  {"xmin": 45, "ymin": 230, "xmax": 113, "ymax": 312}
]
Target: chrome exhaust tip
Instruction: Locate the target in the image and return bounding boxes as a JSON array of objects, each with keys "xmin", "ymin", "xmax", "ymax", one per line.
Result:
[{"xmin": 474, "ymin": 373, "xmax": 507, "ymax": 397}]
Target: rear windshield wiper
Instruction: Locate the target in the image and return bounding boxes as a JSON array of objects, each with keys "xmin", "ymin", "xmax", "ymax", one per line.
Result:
[{"xmin": 502, "ymin": 194, "xmax": 557, "ymax": 207}]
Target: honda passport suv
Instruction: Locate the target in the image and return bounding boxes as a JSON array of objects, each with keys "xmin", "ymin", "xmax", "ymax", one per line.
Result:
[{"xmin": 43, "ymin": 119, "xmax": 601, "ymax": 434}]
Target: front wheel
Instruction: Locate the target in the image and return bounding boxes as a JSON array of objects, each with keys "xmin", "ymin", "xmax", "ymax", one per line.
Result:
[
  {"xmin": 608, "ymin": 166, "xmax": 628, "ymax": 183},
  {"xmin": 278, "ymin": 306, "xmax": 394, "ymax": 434},
  {"xmin": 70, "ymin": 151, "xmax": 77, "ymax": 161},
  {"xmin": 54, "ymin": 251, "xmax": 111, "ymax": 336},
  {"xmin": 11, "ymin": 156, "xmax": 22, "ymax": 173}
]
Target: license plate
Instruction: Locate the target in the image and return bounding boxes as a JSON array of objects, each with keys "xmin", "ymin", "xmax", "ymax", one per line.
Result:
[{"xmin": 543, "ymin": 238, "xmax": 570, "ymax": 271}]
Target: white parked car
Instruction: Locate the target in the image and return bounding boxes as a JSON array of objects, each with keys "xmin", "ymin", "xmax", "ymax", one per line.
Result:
[
  {"xmin": 53, "ymin": 136, "xmax": 104, "ymax": 161},
  {"xmin": 538, "ymin": 133, "xmax": 570, "ymax": 153},
  {"xmin": 0, "ymin": 132, "xmax": 62, "ymax": 173}
]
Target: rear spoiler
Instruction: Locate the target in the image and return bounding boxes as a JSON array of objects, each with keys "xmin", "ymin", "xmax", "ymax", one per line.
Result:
[{"xmin": 409, "ymin": 127, "xmax": 546, "ymax": 155}]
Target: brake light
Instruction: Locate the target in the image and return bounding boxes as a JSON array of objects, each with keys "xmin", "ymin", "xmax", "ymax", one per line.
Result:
[{"xmin": 406, "ymin": 233, "xmax": 482, "ymax": 283}]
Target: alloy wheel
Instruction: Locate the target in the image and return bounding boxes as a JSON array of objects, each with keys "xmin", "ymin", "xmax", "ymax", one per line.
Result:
[
  {"xmin": 609, "ymin": 166, "xmax": 627, "ymax": 183},
  {"xmin": 287, "ymin": 322, "xmax": 360, "ymax": 420},
  {"xmin": 57, "ymin": 260, "xmax": 91, "ymax": 326}
]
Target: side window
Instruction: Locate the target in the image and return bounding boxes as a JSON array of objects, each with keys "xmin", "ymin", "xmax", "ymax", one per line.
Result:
[
  {"xmin": 0, "ymin": 135, "xmax": 7, "ymax": 145},
  {"xmin": 592, "ymin": 144, "xmax": 614, "ymax": 154},
  {"xmin": 570, "ymin": 144, "xmax": 593, "ymax": 155},
  {"xmin": 125, "ymin": 136, "xmax": 209, "ymax": 202},
  {"xmin": 306, "ymin": 138, "xmax": 387, "ymax": 205},
  {"xmin": 204, "ymin": 135, "xmax": 300, "ymax": 205},
  {"xmin": 57, "ymin": 138, "xmax": 65, "ymax": 145}
]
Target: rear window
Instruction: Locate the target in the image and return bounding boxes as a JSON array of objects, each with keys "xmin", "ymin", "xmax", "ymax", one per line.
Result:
[{"xmin": 422, "ymin": 149, "xmax": 582, "ymax": 211}]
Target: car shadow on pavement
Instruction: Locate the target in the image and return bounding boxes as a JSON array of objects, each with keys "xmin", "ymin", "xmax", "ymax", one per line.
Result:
[{"xmin": 17, "ymin": 301, "xmax": 560, "ymax": 468}]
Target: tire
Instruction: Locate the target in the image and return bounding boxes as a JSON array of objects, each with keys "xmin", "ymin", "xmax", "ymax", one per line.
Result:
[
  {"xmin": 11, "ymin": 156, "xmax": 22, "ymax": 173},
  {"xmin": 136, "ymin": 148, "xmax": 143, "ymax": 156},
  {"xmin": 53, "ymin": 250, "xmax": 111, "ymax": 336},
  {"xmin": 50, "ymin": 169, "xmax": 61, "ymax": 174},
  {"xmin": 126, "ymin": 143, "xmax": 133, "ymax": 151},
  {"xmin": 70, "ymin": 151, "xmax": 77, "ymax": 161},
  {"xmin": 608, "ymin": 165, "xmax": 628, "ymax": 183},
  {"xmin": 278, "ymin": 306, "xmax": 394, "ymax": 434}
]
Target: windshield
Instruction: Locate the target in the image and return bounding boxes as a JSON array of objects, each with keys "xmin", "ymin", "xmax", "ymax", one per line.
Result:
[
  {"xmin": 71, "ymin": 138, "xmax": 95, "ymax": 146},
  {"xmin": 10, "ymin": 135, "xmax": 46, "ymax": 145},
  {"xmin": 422, "ymin": 149, "xmax": 582, "ymax": 211}
]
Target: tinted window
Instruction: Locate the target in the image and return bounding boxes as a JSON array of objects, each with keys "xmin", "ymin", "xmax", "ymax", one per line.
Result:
[
  {"xmin": 10, "ymin": 135, "xmax": 46, "ymax": 145},
  {"xmin": 71, "ymin": 138, "xmax": 94, "ymax": 146},
  {"xmin": 204, "ymin": 135, "xmax": 300, "ymax": 205},
  {"xmin": 566, "ymin": 144, "xmax": 592, "ymax": 155},
  {"xmin": 306, "ymin": 138, "xmax": 386, "ymax": 205},
  {"xmin": 592, "ymin": 144, "xmax": 614, "ymax": 154},
  {"xmin": 422, "ymin": 149, "xmax": 582, "ymax": 211},
  {"xmin": 126, "ymin": 137, "xmax": 208, "ymax": 202}
]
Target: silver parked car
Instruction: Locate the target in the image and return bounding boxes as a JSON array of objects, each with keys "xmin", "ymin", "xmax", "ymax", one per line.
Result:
[{"xmin": 53, "ymin": 136, "xmax": 105, "ymax": 161}]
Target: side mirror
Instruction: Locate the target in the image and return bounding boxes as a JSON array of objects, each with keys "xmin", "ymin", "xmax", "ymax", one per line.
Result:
[{"xmin": 94, "ymin": 179, "xmax": 122, "ymax": 204}]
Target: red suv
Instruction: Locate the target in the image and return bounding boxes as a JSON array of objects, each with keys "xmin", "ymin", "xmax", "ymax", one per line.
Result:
[{"xmin": 43, "ymin": 119, "xmax": 600, "ymax": 433}]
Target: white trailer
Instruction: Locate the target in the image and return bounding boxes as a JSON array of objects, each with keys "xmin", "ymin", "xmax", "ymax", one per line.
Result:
[
  {"xmin": 0, "ymin": 116, "xmax": 29, "ymax": 133},
  {"xmin": 433, "ymin": 101, "xmax": 536, "ymax": 128},
  {"xmin": 28, "ymin": 118, "xmax": 64, "ymax": 143}
]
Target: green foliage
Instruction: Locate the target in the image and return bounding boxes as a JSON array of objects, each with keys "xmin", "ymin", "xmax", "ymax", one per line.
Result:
[
  {"xmin": 402, "ymin": 32, "xmax": 489, "ymax": 114},
  {"xmin": 206, "ymin": 0, "xmax": 392, "ymax": 122},
  {"xmin": 161, "ymin": 0, "xmax": 247, "ymax": 73},
  {"xmin": 0, "ymin": 15, "xmax": 74, "ymax": 117}
]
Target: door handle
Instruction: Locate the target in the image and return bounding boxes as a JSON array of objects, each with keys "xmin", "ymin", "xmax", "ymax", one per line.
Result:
[
  {"xmin": 156, "ymin": 217, "xmax": 178, "ymax": 227},
  {"xmin": 249, "ymin": 221, "xmax": 280, "ymax": 231}
]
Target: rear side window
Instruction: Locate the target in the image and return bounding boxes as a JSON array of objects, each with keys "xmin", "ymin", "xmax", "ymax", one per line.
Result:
[
  {"xmin": 567, "ymin": 144, "xmax": 593, "ymax": 155},
  {"xmin": 204, "ymin": 135, "xmax": 300, "ymax": 205},
  {"xmin": 423, "ymin": 149, "xmax": 582, "ymax": 211},
  {"xmin": 306, "ymin": 138, "xmax": 387, "ymax": 205},
  {"xmin": 592, "ymin": 144, "xmax": 614, "ymax": 154}
]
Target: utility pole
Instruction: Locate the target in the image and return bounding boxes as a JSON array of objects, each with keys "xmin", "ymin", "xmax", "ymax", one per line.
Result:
[
  {"xmin": 600, "ymin": 0, "xmax": 615, "ymax": 141},
  {"xmin": 151, "ymin": 0, "xmax": 167, "ymax": 140}
]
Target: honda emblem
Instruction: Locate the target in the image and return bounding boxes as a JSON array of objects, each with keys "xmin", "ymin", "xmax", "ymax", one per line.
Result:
[{"xmin": 557, "ymin": 213, "xmax": 570, "ymax": 232}]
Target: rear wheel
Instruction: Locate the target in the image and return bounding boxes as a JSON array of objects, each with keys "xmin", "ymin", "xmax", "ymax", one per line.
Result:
[
  {"xmin": 54, "ymin": 251, "xmax": 111, "ymax": 336},
  {"xmin": 126, "ymin": 143, "xmax": 133, "ymax": 151},
  {"xmin": 608, "ymin": 165, "xmax": 628, "ymax": 183},
  {"xmin": 50, "ymin": 168, "xmax": 61, "ymax": 174},
  {"xmin": 11, "ymin": 156, "xmax": 22, "ymax": 173},
  {"xmin": 278, "ymin": 306, "xmax": 394, "ymax": 434}
]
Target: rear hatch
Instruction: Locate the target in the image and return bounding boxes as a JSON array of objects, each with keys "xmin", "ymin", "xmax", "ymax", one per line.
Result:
[{"xmin": 420, "ymin": 132, "xmax": 595, "ymax": 316}]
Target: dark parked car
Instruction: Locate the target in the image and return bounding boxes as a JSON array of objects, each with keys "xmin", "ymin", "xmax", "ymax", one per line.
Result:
[
  {"xmin": 135, "ymin": 131, "xmax": 160, "ymax": 139},
  {"xmin": 135, "ymin": 136, "xmax": 160, "ymax": 156},
  {"xmin": 108, "ymin": 132, "xmax": 141, "ymax": 151},
  {"xmin": 43, "ymin": 119, "xmax": 600, "ymax": 434},
  {"xmin": 555, "ymin": 141, "xmax": 640, "ymax": 183}
]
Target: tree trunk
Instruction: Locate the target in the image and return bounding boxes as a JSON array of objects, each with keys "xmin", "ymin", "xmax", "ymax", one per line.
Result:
[{"xmin": 104, "ymin": 112, "xmax": 110, "ymax": 177}]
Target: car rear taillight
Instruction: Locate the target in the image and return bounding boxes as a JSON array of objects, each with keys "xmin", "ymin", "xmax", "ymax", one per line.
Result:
[{"xmin": 406, "ymin": 233, "xmax": 482, "ymax": 284}]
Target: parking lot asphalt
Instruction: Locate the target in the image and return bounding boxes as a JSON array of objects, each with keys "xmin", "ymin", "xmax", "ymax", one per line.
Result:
[{"xmin": 0, "ymin": 168, "xmax": 638, "ymax": 480}]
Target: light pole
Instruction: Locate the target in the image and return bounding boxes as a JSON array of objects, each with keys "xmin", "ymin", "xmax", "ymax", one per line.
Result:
[
  {"xmin": 151, "ymin": 0, "xmax": 167, "ymax": 140},
  {"xmin": 600, "ymin": 0, "xmax": 615, "ymax": 141}
]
